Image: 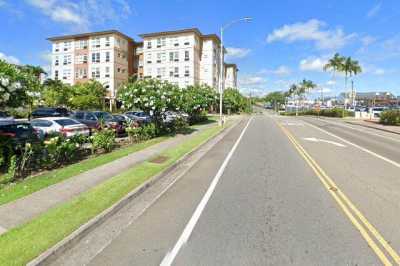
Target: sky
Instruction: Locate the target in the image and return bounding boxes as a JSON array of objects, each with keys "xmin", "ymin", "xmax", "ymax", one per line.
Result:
[{"xmin": 1, "ymin": 0, "xmax": 400, "ymax": 97}]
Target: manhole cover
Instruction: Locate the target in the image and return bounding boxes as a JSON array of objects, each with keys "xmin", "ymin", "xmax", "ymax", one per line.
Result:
[{"xmin": 149, "ymin": 155, "xmax": 169, "ymax": 164}]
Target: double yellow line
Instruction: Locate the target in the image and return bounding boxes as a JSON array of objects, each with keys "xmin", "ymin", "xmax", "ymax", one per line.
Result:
[{"xmin": 278, "ymin": 123, "xmax": 400, "ymax": 266}]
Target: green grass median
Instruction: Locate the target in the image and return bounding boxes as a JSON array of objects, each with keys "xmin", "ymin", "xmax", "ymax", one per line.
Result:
[
  {"xmin": 0, "ymin": 136, "xmax": 169, "ymax": 206},
  {"xmin": 0, "ymin": 123, "xmax": 228, "ymax": 266}
]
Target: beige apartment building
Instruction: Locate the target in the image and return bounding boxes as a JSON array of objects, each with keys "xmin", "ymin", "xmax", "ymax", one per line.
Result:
[
  {"xmin": 224, "ymin": 63, "xmax": 238, "ymax": 89},
  {"xmin": 137, "ymin": 28, "xmax": 223, "ymax": 88},
  {"xmin": 48, "ymin": 28, "xmax": 238, "ymax": 101},
  {"xmin": 48, "ymin": 30, "xmax": 135, "ymax": 101}
]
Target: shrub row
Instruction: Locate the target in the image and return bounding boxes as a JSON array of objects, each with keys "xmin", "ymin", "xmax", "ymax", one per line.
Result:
[
  {"xmin": 281, "ymin": 108, "xmax": 354, "ymax": 118},
  {"xmin": 380, "ymin": 110, "xmax": 400, "ymax": 126}
]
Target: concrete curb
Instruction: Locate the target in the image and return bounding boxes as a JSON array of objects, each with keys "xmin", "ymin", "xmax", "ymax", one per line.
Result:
[
  {"xmin": 27, "ymin": 118, "xmax": 243, "ymax": 266},
  {"xmin": 345, "ymin": 121, "xmax": 400, "ymax": 135}
]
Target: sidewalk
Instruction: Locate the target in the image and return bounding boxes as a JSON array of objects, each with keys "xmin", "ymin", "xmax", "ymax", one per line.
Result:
[
  {"xmin": 0, "ymin": 120, "xmax": 235, "ymax": 234},
  {"xmin": 345, "ymin": 119, "xmax": 400, "ymax": 135}
]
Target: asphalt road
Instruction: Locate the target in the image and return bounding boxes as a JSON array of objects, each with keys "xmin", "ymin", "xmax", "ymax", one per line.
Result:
[{"xmin": 58, "ymin": 112, "xmax": 400, "ymax": 265}]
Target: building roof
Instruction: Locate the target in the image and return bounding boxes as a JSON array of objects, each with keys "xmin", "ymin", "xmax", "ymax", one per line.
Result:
[
  {"xmin": 224, "ymin": 63, "xmax": 239, "ymax": 71},
  {"xmin": 47, "ymin": 30, "xmax": 134, "ymax": 42},
  {"xmin": 139, "ymin": 28, "xmax": 221, "ymax": 43},
  {"xmin": 139, "ymin": 28, "xmax": 203, "ymax": 38}
]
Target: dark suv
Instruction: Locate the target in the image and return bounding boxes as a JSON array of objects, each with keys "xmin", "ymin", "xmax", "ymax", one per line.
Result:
[
  {"xmin": 0, "ymin": 121, "xmax": 40, "ymax": 147},
  {"xmin": 70, "ymin": 111, "xmax": 101, "ymax": 134},
  {"xmin": 31, "ymin": 107, "xmax": 69, "ymax": 118}
]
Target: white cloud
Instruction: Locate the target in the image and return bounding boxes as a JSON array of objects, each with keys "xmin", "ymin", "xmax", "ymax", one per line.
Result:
[
  {"xmin": 361, "ymin": 35, "xmax": 376, "ymax": 46},
  {"xmin": 0, "ymin": 0, "xmax": 6, "ymax": 7},
  {"xmin": 326, "ymin": 80, "xmax": 336, "ymax": 86},
  {"xmin": 239, "ymin": 76, "xmax": 265, "ymax": 86},
  {"xmin": 374, "ymin": 68, "xmax": 385, "ymax": 75},
  {"xmin": 25, "ymin": 0, "xmax": 133, "ymax": 28},
  {"xmin": 0, "ymin": 52, "xmax": 20, "ymax": 64},
  {"xmin": 225, "ymin": 47, "xmax": 251, "ymax": 59},
  {"xmin": 299, "ymin": 57, "xmax": 327, "ymax": 72},
  {"xmin": 267, "ymin": 19, "xmax": 355, "ymax": 50},
  {"xmin": 367, "ymin": 2, "xmax": 382, "ymax": 18},
  {"xmin": 259, "ymin": 65, "xmax": 291, "ymax": 76}
]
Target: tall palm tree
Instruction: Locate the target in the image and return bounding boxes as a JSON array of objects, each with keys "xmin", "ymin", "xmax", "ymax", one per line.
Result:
[
  {"xmin": 299, "ymin": 79, "xmax": 316, "ymax": 107},
  {"xmin": 349, "ymin": 59, "xmax": 362, "ymax": 107},
  {"xmin": 342, "ymin": 57, "xmax": 363, "ymax": 108},
  {"xmin": 323, "ymin": 53, "xmax": 345, "ymax": 93}
]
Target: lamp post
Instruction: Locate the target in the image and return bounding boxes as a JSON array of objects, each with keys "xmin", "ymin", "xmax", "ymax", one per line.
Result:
[{"xmin": 219, "ymin": 17, "xmax": 252, "ymax": 126}]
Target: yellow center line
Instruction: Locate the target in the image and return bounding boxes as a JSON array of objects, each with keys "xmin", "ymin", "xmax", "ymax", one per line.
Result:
[{"xmin": 277, "ymin": 121, "xmax": 397, "ymax": 266}]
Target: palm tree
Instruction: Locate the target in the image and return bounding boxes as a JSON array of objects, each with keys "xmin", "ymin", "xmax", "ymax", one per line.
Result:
[
  {"xmin": 324, "ymin": 53, "xmax": 345, "ymax": 97},
  {"xmin": 349, "ymin": 59, "xmax": 362, "ymax": 107},
  {"xmin": 299, "ymin": 79, "xmax": 316, "ymax": 108},
  {"xmin": 342, "ymin": 57, "xmax": 363, "ymax": 108}
]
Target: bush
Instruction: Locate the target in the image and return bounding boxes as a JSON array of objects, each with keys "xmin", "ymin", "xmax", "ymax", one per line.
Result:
[
  {"xmin": 126, "ymin": 123, "xmax": 158, "ymax": 143},
  {"xmin": 281, "ymin": 108, "xmax": 353, "ymax": 118},
  {"xmin": 91, "ymin": 129, "xmax": 116, "ymax": 153},
  {"xmin": 44, "ymin": 135, "xmax": 81, "ymax": 167},
  {"xmin": 380, "ymin": 110, "xmax": 400, "ymax": 125},
  {"xmin": 189, "ymin": 110, "xmax": 208, "ymax": 125}
]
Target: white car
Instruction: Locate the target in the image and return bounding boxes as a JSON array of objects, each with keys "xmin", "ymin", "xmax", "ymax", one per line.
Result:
[
  {"xmin": 30, "ymin": 117, "xmax": 89, "ymax": 138},
  {"xmin": 0, "ymin": 111, "xmax": 14, "ymax": 125}
]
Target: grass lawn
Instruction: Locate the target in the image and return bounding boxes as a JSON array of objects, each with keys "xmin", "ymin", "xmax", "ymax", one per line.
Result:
[
  {"xmin": 0, "ymin": 136, "xmax": 169, "ymax": 206},
  {"xmin": 0, "ymin": 123, "xmax": 226, "ymax": 266}
]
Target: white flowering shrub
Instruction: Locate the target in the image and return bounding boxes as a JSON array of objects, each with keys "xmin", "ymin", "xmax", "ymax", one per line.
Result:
[
  {"xmin": 0, "ymin": 60, "xmax": 37, "ymax": 108},
  {"xmin": 118, "ymin": 79, "xmax": 184, "ymax": 119}
]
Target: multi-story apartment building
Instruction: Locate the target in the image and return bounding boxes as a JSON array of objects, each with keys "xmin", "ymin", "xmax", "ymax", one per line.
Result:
[
  {"xmin": 48, "ymin": 28, "xmax": 238, "ymax": 100},
  {"xmin": 137, "ymin": 28, "xmax": 222, "ymax": 89},
  {"xmin": 224, "ymin": 63, "xmax": 238, "ymax": 89},
  {"xmin": 48, "ymin": 30, "xmax": 134, "ymax": 101}
]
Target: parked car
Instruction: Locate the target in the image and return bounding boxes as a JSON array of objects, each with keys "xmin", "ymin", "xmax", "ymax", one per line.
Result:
[
  {"xmin": 70, "ymin": 111, "xmax": 101, "ymax": 134},
  {"xmin": 93, "ymin": 111, "xmax": 125, "ymax": 136},
  {"xmin": 0, "ymin": 111, "xmax": 14, "ymax": 125},
  {"xmin": 0, "ymin": 121, "xmax": 40, "ymax": 147},
  {"xmin": 125, "ymin": 111, "xmax": 152, "ymax": 125},
  {"xmin": 30, "ymin": 117, "xmax": 89, "ymax": 138},
  {"xmin": 369, "ymin": 107, "xmax": 388, "ymax": 118},
  {"xmin": 31, "ymin": 107, "xmax": 69, "ymax": 119}
]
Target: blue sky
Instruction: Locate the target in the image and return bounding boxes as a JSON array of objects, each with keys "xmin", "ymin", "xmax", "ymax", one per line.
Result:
[{"xmin": 1, "ymin": 0, "xmax": 400, "ymax": 97}]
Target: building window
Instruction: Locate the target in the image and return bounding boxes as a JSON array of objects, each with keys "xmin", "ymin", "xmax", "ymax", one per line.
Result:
[
  {"xmin": 82, "ymin": 54, "xmax": 87, "ymax": 63},
  {"xmin": 147, "ymin": 41, "xmax": 152, "ymax": 49},
  {"xmin": 174, "ymin": 67, "xmax": 179, "ymax": 77},
  {"xmin": 173, "ymin": 37, "xmax": 179, "ymax": 46},
  {"xmin": 54, "ymin": 43, "xmax": 60, "ymax": 52},
  {"xmin": 156, "ymin": 53, "xmax": 162, "ymax": 63},
  {"xmin": 146, "ymin": 53, "xmax": 152, "ymax": 64},
  {"xmin": 174, "ymin": 51, "xmax": 179, "ymax": 62},
  {"xmin": 63, "ymin": 41, "xmax": 71, "ymax": 51},
  {"xmin": 169, "ymin": 67, "xmax": 174, "ymax": 77},
  {"xmin": 76, "ymin": 40, "xmax": 88, "ymax": 49},
  {"xmin": 76, "ymin": 54, "xmax": 87, "ymax": 64},
  {"xmin": 185, "ymin": 51, "xmax": 190, "ymax": 61},
  {"xmin": 91, "ymin": 53, "xmax": 100, "ymax": 63},
  {"xmin": 75, "ymin": 69, "xmax": 87, "ymax": 79},
  {"xmin": 92, "ymin": 67, "xmax": 100, "ymax": 78},
  {"xmin": 62, "ymin": 69, "xmax": 71, "ymax": 79},
  {"xmin": 105, "ymin": 66, "xmax": 110, "ymax": 78},
  {"xmin": 169, "ymin": 52, "xmax": 174, "ymax": 62},
  {"xmin": 92, "ymin": 38, "xmax": 100, "ymax": 48},
  {"xmin": 54, "ymin": 56, "xmax": 59, "ymax": 66},
  {"xmin": 63, "ymin": 55, "xmax": 71, "ymax": 65},
  {"xmin": 184, "ymin": 66, "xmax": 190, "ymax": 77},
  {"xmin": 54, "ymin": 70, "xmax": 59, "ymax": 80},
  {"xmin": 117, "ymin": 67, "xmax": 121, "ymax": 73},
  {"xmin": 105, "ymin": 37, "xmax": 110, "ymax": 47},
  {"xmin": 105, "ymin": 51, "xmax": 110, "ymax": 62}
]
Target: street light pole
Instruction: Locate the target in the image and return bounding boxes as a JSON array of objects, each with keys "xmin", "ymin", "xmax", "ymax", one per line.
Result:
[{"xmin": 218, "ymin": 17, "xmax": 252, "ymax": 126}]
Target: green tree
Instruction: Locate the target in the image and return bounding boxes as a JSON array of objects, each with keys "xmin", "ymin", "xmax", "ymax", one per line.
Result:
[
  {"xmin": 341, "ymin": 57, "xmax": 362, "ymax": 107},
  {"xmin": 323, "ymin": 53, "xmax": 345, "ymax": 92},
  {"xmin": 0, "ymin": 60, "xmax": 32, "ymax": 108},
  {"xmin": 69, "ymin": 81, "xmax": 107, "ymax": 110},
  {"xmin": 42, "ymin": 79, "xmax": 72, "ymax": 107},
  {"xmin": 264, "ymin": 91, "xmax": 285, "ymax": 110},
  {"xmin": 222, "ymin": 88, "xmax": 247, "ymax": 114}
]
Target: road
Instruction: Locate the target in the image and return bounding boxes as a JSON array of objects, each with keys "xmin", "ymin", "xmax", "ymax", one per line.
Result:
[{"xmin": 54, "ymin": 112, "xmax": 400, "ymax": 265}]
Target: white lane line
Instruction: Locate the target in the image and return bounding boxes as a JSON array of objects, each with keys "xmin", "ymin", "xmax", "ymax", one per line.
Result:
[
  {"xmin": 303, "ymin": 137, "xmax": 347, "ymax": 147},
  {"xmin": 160, "ymin": 117, "xmax": 253, "ymax": 266},
  {"xmin": 307, "ymin": 117, "xmax": 400, "ymax": 143},
  {"xmin": 303, "ymin": 120, "xmax": 400, "ymax": 169}
]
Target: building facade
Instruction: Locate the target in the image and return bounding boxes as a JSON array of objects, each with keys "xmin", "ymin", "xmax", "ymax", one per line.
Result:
[
  {"xmin": 138, "ymin": 28, "xmax": 223, "ymax": 89},
  {"xmin": 48, "ymin": 30, "xmax": 134, "ymax": 100},
  {"xmin": 224, "ymin": 63, "xmax": 238, "ymax": 89},
  {"xmin": 48, "ymin": 28, "xmax": 237, "ymax": 98}
]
